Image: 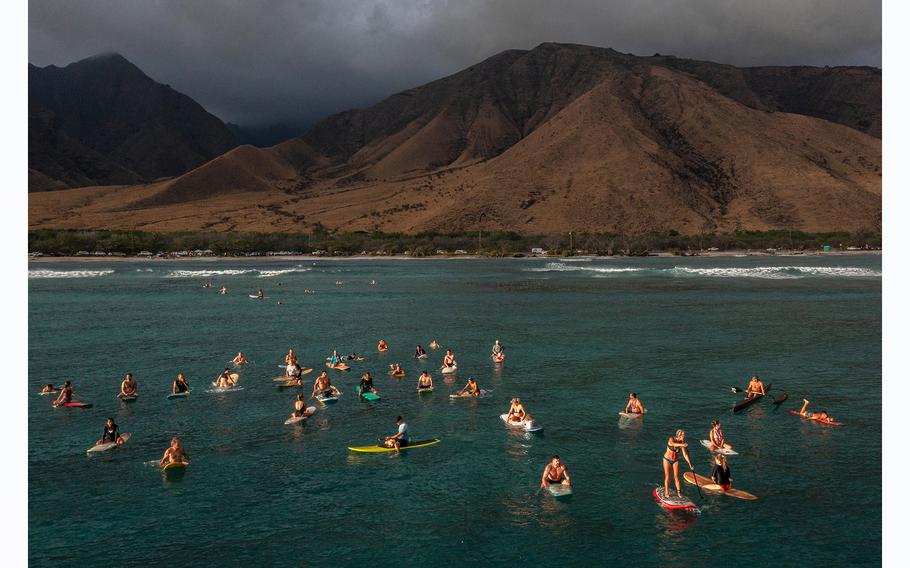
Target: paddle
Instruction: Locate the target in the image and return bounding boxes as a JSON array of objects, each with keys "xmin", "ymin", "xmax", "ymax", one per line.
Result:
[
  {"xmin": 731, "ymin": 385, "xmax": 772, "ymax": 396},
  {"xmin": 689, "ymin": 465, "xmax": 704, "ymax": 499}
]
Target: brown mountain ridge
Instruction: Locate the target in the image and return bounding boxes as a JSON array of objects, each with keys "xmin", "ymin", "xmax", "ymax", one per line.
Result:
[{"xmin": 29, "ymin": 43, "xmax": 881, "ymax": 235}]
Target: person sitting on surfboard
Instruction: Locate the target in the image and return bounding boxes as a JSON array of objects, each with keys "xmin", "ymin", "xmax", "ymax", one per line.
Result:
[
  {"xmin": 506, "ymin": 398, "xmax": 528, "ymax": 422},
  {"xmin": 442, "ymin": 350, "xmax": 456, "ymax": 369},
  {"xmin": 285, "ymin": 349, "xmax": 298, "ymax": 366},
  {"xmin": 663, "ymin": 429, "xmax": 695, "ymax": 498},
  {"xmin": 291, "ymin": 394, "xmax": 309, "ymax": 419},
  {"xmin": 358, "ymin": 373, "xmax": 378, "ymax": 398},
  {"xmin": 624, "ymin": 393, "xmax": 645, "ymax": 414},
  {"xmin": 491, "ymin": 340, "xmax": 504, "ymax": 360},
  {"xmin": 389, "ymin": 363, "xmax": 405, "ymax": 376},
  {"xmin": 160, "ymin": 437, "xmax": 189, "ymax": 467},
  {"xmin": 383, "ymin": 416, "xmax": 410, "ymax": 452},
  {"xmin": 214, "ymin": 368, "xmax": 235, "ymax": 388},
  {"xmin": 540, "ymin": 455, "xmax": 571, "ymax": 489},
  {"xmin": 745, "ymin": 375, "xmax": 766, "ymax": 398},
  {"xmin": 711, "ymin": 454, "xmax": 733, "ymax": 491},
  {"xmin": 415, "ymin": 345, "xmax": 427, "ymax": 358},
  {"xmin": 173, "ymin": 373, "xmax": 190, "ymax": 394},
  {"xmin": 232, "ymin": 352, "xmax": 248, "ymax": 366},
  {"xmin": 256, "ymin": 288, "xmax": 264, "ymax": 299},
  {"xmin": 417, "ymin": 371, "xmax": 433, "ymax": 390},
  {"xmin": 41, "ymin": 384, "xmax": 57, "ymax": 394},
  {"xmin": 52, "ymin": 381, "xmax": 73, "ymax": 406},
  {"xmin": 117, "ymin": 373, "xmax": 137, "ymax": 399},
  {"xmin": 95, "ymin": 417, "xmax": 125, "ymax": 446},
  {"xmin": 311, "ymin": 371, "xmax": 337, "ymax": 399},
  {"xmin": 429, "ymin": 340, "xmax": 440, "ymax": 350},
  {"xmin": 797, "ymin": 399, "xmax": 837, "ymax": 423},
  {"xmin": 458, "ymin": 378, "xmax": 480, "ymax": 397},
  {"xmin": 377, "ymin": 339, "xmax": 389, "ymax": 351},
  {"xmin": 709, "ymin": 419, "xmax": 733, "ymax": 452}
]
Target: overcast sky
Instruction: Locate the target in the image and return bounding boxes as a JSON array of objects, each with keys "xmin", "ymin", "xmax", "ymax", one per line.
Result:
[{"xmin": 29, "ymin": 0, "xmax": 882, "ymax": 129}]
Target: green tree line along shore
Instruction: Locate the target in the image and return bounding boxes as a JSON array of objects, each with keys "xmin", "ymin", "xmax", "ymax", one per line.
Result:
[{"xmin": 28, "ymin": 229, "xmax": 881, "ymax": 257}]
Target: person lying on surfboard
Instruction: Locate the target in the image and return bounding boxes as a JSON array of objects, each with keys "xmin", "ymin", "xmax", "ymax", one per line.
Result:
[
  {"xmin": 285, "ymin": 349, "xmax": 298, "ymax": 366},
  {"xmin": 457, "ymin": 378, "xmax": 480, "ymax": 397},
  {"xmin": 160, "ymin": 437, "xmax": 189, "ymax": 467},
  {"xmin": 745, "ymin": 375, "xmax": 766, "ymax": 398},
  {"xmin": 624, "ymin": 393, "xmax": 645, "ymax": 414},
  {"xmin": 506, "ymin": 398, "xmax": 528, "ymax": 423},
  {"xmin": 382, "ymin": 416, "xmax": 410, "ymax": 453},
  {"xmin": 40, "ymin": 384, "xmax": 57, "ymax": 394},
  {"xmin": 429, "ymin": 340, "xmax": 440, "ymax": 350},
  {"xmin": 417, "ymin": 372, "xmax": 433, "ymax": 390},
  {"xmin": 415, "ymin": 344, "xmax": 427, "ymax": 358},
  {"xmin": 663, "ymin": 429, "xmax": 695, "ymax": 498},
  {"xmin": 711, "ymin": 454, "xmax": 733, "ymax": 490},
  {"xmin": 358, "ymin": 373, "xmax": 378, "ymax": 398},
  {"xmin": 797, "ymin": 399, "xmax": 837, "ymax": 424},
  {"xmin": 52, "ymin": 381, "xmax": 73, "ymax": 406},
  {"xmin": 290, "ymin": 394, "xmax": 309, "ymax": 419},
  {"xmin": 377, "ymin": 339, "xmax": 389, "ymax": 351},
  {"xmin": 173, "ymin": 373, "xmax": 190, "ymax": 394},
  {"xmin": 117, "ymin": 373, "xmax": 137, "ymax": 399},
  {"xmin": 231, "ymin": 352, "xmax": 248, "ymax": 366},
  {"xmin": 708, "ymin": 419, "xmax": 733, "ymax": 452},
  {"xmin": 540, "ymin": 455, "xmax": 571, "ymax": 489},
  {"xmin": 491, "ymin": 340, "xmax": 504, "ymax": 360},
  {"xmin": 345, "ymin": 352, "xmax": 359, "ymax": 361},
  {"xmin": 95, "ymin": 418, "xmax": 126, "ymax": 447}
]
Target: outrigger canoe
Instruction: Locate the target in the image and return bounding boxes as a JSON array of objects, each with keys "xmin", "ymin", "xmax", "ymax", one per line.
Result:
[{"xmin": 733, "ymin": 383, "xmax": 772, "ymax": 413}]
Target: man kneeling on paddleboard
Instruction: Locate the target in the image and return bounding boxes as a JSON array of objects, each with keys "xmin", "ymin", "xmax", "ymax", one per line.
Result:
[
  {"xmin": 458, "ymin": 378, "xmax": 480, "ymax": 397},
  {"xmin": 95, "ymin": 418, "xmax": 126, "ymax": 447},
  {"xmin": 383, "ymin": 416, "xmax": 409, "ymax": 452},
  {"xmin": 540, "ymin": 455, "xmax": 571, "ymax": 489}
]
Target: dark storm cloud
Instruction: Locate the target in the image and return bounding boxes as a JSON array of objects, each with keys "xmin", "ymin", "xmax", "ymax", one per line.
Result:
[{"xmin": 29, "ymin": 0, "xmax": 881, "ymax": 129}]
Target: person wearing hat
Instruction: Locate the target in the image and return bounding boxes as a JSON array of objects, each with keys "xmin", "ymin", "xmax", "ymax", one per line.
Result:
[
  {"xmin": 505, "ymin": 398, "xmax": 528, "ymax": 423},
  {"xmin": 458, "ymin": 377, "xmax": 480, "ymax": 397},
  {"xmin": 383, "ymin": 416, "xmax": 410, "ymax": 452}
]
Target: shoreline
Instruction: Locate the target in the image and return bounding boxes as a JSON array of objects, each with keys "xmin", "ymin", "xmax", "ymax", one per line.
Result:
[{"xmin": 28, "ymin": 250, "xmax": 882, "ymax": 262}]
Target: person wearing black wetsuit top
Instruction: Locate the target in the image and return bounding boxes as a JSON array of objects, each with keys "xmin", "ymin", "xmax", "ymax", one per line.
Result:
[
  {"xmin": 415, "ymin": 345, "xmax": 426, "ymax": 358},
  {"xmin": 173, "ymin": 373, "xmax": 190, "ymax": 394},
  {"xmin": 100, "ymin": 418, "xmax": 119, "ymax": 444},
  {"xmin": 712, "ymin": 454, "xmax": 732, "ymax": 490},
  {"xmin": 359, "ymin": 373, "xmax": 375, "ymax": 398}
]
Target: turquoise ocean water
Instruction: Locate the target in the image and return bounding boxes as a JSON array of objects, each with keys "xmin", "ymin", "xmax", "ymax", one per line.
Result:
[{"xmin": 29, "ymin": 255, "xmax": 881, "ymax": 567}]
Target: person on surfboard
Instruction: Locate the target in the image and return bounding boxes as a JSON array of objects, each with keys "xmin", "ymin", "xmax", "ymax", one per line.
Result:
[
  {"xmin": 389, "ymin": 363, "xmax": 405, "ymax": 376},
  {"xmin": 429, "ymin": 340, "xmax": 440, "ymax": 350},
  {"xmin": 358, "ymin": 373, "xmax": 378, "ymax": 398},
  {"xmin": 796, "ymin": 399, "xmax": 837, "ymax": 424},
  {"xmin": 442, "ymin": 350, "xmax": 456, "ymax": 369},
  {"xmin": 95, "ymin": 417, "xmax": 126, "ymax": 446},
  {"xmin": 377, "ymin": 339, "xmax": 389, "ymax": 351},
  {"xmin": 491, "ymin": 340, "xmax": 505, "ymax": 360},
  {"xmin": 417, "ymin": 371, "xmax": 433, "ymax": 390},
  {"xmin": 52, "ymin": 381, "xmax": 73, "ymax": 406},
  {"xmin": 256, "ymin": 288, "xmax": 264, "ymax": 299},
  {"xmin": 506, "ymin": 398, "xmax": 528, "ymax": 423},
  {"xmin": 745, "ymin": 375, "xmax": 766, "ymax": 398},
  {"xmin": 40, "ymin": 384, "xmax": 57, "ymax": 394},
  {"xmin": 311, "ymin": 371, "xmax": 337, "ymax": 399},
  {"xmin": 285, "ymin": 349, "xmax": 298, "ymax": 366},
  {"xmin": 708, "ymin": 419, "xmax": 733, "ymax": 452},
  {"xmin": 232, "ymin": 352, "xmax": 248, "ymax": 366},
  {"xmin": 214, "ymin": 368, "xmax": 236, "ymax": 389},
  {"xmin": 624, "ymin": 393, "xmax": 645, "ymax": 414},
  {"xmin": 540, "ymin": 455, "xmax": 572, "ymax": 489},
  {"xmin": 662, "ymin": 429, "xmax": 695, "ymax": 498},
  {"xmin": 290, "ymin": 394, "xmax": 310, "ymax": 419},
  {"xmin": 172, "ymin": 373, "xmax": 190, "ymax": 394},
  {"xmin": 711, "ymin": 454, "xmax": 733, "ymax": 490},
  {"xmin": 382, "ymin": 416, "xmax": 410, "ymax": 453},
  {"xmin": 117, "ymin": 373, "xmax": 137, "ymax": 399},
  {"xmin": 218, "ymin": 286, "xmax": 227, "ymax": 295},
  {"xmin": 160, "ymin": 437, "xmax": 189, "ymax": 467},
  {"xmin": 457, "ymin": 378, "xmax": 480, "ymax": 397},
  {"xmin": 415, "ymin": 344, "xmax": 427, "ymax": 358}
]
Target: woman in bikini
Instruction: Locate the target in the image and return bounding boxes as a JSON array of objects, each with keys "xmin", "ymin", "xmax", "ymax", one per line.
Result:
[
  {"xmin": 662, "ymin": 429, "xmax": 694, "ymax": 498},
  {"xmin": 708, "ymin": 419, "xmax": 733, "ymax": 452}
]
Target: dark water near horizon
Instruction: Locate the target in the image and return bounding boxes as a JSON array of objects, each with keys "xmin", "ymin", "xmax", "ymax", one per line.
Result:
[{"xmin": 28, "ymin": 255, "xmax": 882, "ymax": 567}]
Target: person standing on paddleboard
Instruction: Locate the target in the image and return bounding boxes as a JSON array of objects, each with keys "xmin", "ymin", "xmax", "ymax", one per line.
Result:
[
  {"xmin": 708, "ymin": 420, "xmax": 733, "ymax": 452},
  {"xmin": 95, "ymin": 418, "xmax": 125, "ymax": 446},
  {"xmin": 160, "ymin": 437, "xmax": 189, "ymax": 467},
  {"xmin": 359, "ymin": 373, "xmax": 378, "ymax": 398},
  {"xmin": 663, "ymin": 429, "xmax": 694, "ymax": 498},
  {"xmin": 383, "ymin": 416, "xmax": 410, "ymax": 452},
  {"xmin": 624, "ymin": 393, "xmax": 645, "ymax": 414},
  {"xmin": 117, "ymin": 373, "xmax": 137, "ymax": 399},
  {"xmin": 52, "ymin": 381, "xmax": 73, "ymax": 406},
  {"xmin": 540, "ymin": 455, "xmax": 572, "ymax": 489},
  {"xmin": 172, "ymin": 373, "xmax": 190, "ymax": 394}
]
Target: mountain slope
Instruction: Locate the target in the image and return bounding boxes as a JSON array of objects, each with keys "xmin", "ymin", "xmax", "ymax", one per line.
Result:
[
  {"xmin": 28, "ymin": 53, "xmax": 238, "ymax": 191},
  {"xmin": 29, "ymin": 43, "xmax": 881, "ymax": 235}
]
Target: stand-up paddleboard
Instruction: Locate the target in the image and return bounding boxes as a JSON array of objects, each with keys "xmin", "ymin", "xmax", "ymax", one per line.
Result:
[
  {"xmin": 348, "ymin": 439, "xmax": 440, "ymax": 453},
  {"xmin": 684, "ymin": 472, "xmax": 757, "ymax": 500},
  {"xmin": 417, "ymin": 387, "xmax": 434, "ymax": 394},
  {"xmin": 167, "ymin": 390, "xmax": 191, "ymax": 399},
  {"xmin": 786, "ymin": 409, "xmax": 846, "ymax": 426},
  {"xmin": 86, "ymin": 433, "xmax": 131, "ymax": 454},
  {"xmin": 492, "ymin": 355, "xmax": 505, "ymax": 363},
  {"xmin": 546, "ymin": 483, "xmax": 572, "ymax": 497},
  {"xmin": 284, "ymin": 406, "xmax": 317, "ymax": 425},
  {"xmin": 733, "ymin": 383, "xmax": 772, "ymax": 413},
  {"xmin": 699, "ymin": 440, "xmax": 739, "ymax": 456},
  {"xmin": 441, "ymin": 365, "xmax": 458, "ymax": 374},
  {"xmin": 356, "ymin": 386, "xmax": 381, "ymax": 401},
  {"xmin": 500, "ymin": 414, "xmax": 543, "ymax": 432},
  {"xmin": 449, "ymin": 389, "xmax": 489, "ymax": 399},
  {"xmin": 653, "ymin": 486, "xmax": 698, "ymax": 511},
  {"xmin": 56, "ymin": 401, "xmax": 92, "ymax": 408},
  {"xmin": 618, "ymin": 410, "xmax": 647, "ymax": 419},
  {"xmin": 316, "ymin": 389, "xmax": 341, "ymax": 404}
]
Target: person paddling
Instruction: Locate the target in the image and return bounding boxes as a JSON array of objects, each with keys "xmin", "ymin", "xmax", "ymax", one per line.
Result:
[
  {"xmin": 95, "ymin": 417, "xmax": 125, "ymax": 446},
  {"xmin": 458, "ymin": 377, "xmax": 480, "ymax": 397},
  {"xmin": 662, "ymin": 429, "xmax": 695, "ymax": 498},
  {"xmin": 796, "ymin": 399, "xmax": 838, "ymax": 424},
  {"xmin": 745, "ymin": 375, "xmax": 766, "ymax": 398},
  {"xmin": 232, "ymin": 352, "xmax": 248, "ymax": 366},
  {"xmin": 160, "ymin": 437, "xmax": 189, "ymax": 467},
  {"xmin": 172, "ymin": 373, "xmax": 190, "ymax": 394},
  {"xmin": 52, "ymin": 381, "xmax": 74, "ymax": 406},
  {"xmin": 624, "ymin": 392, "xmax": 645, "ymax": 414},
  {"xmin": 540, "ymin": 455, "xmax": 572, "ymax": 489},
  {"xmin": 382, "ymin": 415, "xmax": 410, "ymax": 453},
  {"xmin": 117, "ymin": 373, "xmax": 138, "ymax": 399},
  {"xmin": 358, "ymin": 372, "xmax": 378, "ymax": 398},
  {"xmin": 708, "ymin": 419, "xmax": 733, "ymax": 452}
]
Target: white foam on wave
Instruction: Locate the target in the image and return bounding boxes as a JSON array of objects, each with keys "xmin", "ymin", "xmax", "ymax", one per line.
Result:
[
  {"xmin": 166, "ymin": 269, "xmax": 255, "ymax": 278},
  {"xmin": 257, "ymin": 267, "xmax": 311, "ymax": 278},
  {"xmin": 29, "ymin": 269, "xmax": 115, "ymax": 279},
  {"xmin": 526, "ymin": 262, "xmax": 645, "ymax": 274},
  {"xmin": 670, "ymin": 266, "xmax": 881, "ymax": 279}
]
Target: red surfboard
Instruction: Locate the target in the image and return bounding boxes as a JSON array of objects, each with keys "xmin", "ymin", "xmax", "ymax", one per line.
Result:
[{"xmin": 654, "ymin": 487, "xmax": 698, "ymax": 510}]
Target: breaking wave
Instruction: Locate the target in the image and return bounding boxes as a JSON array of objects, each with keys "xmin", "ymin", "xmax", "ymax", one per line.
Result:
[{"xmin": 29, "ymin": 269, "xmax": 115, "ymax": 279}]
